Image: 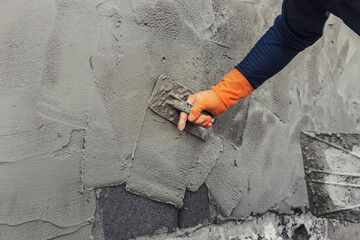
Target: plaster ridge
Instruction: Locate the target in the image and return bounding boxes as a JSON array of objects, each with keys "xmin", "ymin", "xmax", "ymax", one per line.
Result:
[
  {"xmin": 130, "ymin": 108, "xmax": 148, "ymax": 161},
  {"xmin": 95, "ymin": 0, "xmax": 112, "ymax": 16},
  {"xmin": 36, "ymin": 110, "xmax": 86, "ymax": 129},
  {"xmin": 0, "ymin": 150, "xmax": 56, "ymax": 164},
  {"xmin": 237, "ymin": 98, "xmax": 251, "ymax": 147},
  {"xmin": 252, "ymin": 96, "xmax": 287, "ymax": 124},
  {"xmin": 0, "ymin": 217, "xmax": 94, "ymax": 230},
  {"xmin": 0, "ymin": 122, "xmax": 57, "ymax": 137},
  {"xmin": 45, "ymin": 223, "xmax": 92, "ymax": 240},
  {"xmin": 81, "ymin": 80, "xmax": 96, "ymax": 192},
  {"xmin": 200, "ymin": 138, "xmax": 224, "ymax": 180},
  {"xmin": 303, "ymin": 131, "xmax": 360, "ymax": 159},
  {"xmin": 175, "ymin": 2, "xmax": 231, "ymax": 49}
]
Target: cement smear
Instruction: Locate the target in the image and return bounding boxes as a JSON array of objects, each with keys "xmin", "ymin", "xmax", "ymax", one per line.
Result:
[{"xmin": 301, "ymin": 132, "xmax": 360, "ymax": 222}]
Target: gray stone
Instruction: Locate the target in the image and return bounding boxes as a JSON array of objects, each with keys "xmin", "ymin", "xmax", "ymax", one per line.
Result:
[
  {"xmin": 96, "ymin": 185, "xmax": 178, "ymax": 240},
  {"xmin": 178, "ymin": 184, "xmax": 212, "ymax": 229}
]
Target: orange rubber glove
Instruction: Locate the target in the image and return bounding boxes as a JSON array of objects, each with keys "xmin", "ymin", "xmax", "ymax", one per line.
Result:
[{"xmin": 178, "ymin": 68, "xmax": 254, "ymax": 131}]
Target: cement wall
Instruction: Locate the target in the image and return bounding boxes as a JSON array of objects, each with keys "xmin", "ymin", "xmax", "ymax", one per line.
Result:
[{"xmin": 1, "ymin": 0, "xmax": 359, "ymax": 239}]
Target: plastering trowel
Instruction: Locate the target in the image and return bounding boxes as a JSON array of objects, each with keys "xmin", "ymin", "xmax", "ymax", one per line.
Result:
[{"xmin": 148, "ymin": 75, "xmax": 215, "ymax": 141}]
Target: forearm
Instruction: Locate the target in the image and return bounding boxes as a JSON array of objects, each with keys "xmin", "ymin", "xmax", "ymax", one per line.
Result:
[
  {"xmin": 236, "ymin": 0, "xmax": 329, "ymax": 89},
  {"xmin": 236, "ymin": 16, "xmax": 304, "ymax": 89}
]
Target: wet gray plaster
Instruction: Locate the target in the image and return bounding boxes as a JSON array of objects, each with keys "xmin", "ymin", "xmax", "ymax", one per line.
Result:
[
  {"xmin": 126, "ymin": 109, "xmax": 223, "ymax": 208},
  {"xmin": 0, "ymin": 125, "xmax": 95, "ymax": 232},
  {"xmin": 83, "ymin": 88, "xmax": 130, "ymax": 189},
  {"xmin": 1, "ymin": 0, "xmax": 360, "ymax": 238},
  {"xmin": 0, "ymin": 0, "xmax": 98, "ymax": 239}
]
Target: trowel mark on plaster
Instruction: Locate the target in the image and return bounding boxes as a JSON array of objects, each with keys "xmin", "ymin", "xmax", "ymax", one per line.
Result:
[
  {"xmin": 130, "ymin": 107, "xmax": 148, "ymax": 160},
  {"xmin": 336, "ymin": 48, "xmax": 360, "ymax": 131},
  {"xmin": 1, "ymin": 3, "xmax": 99, "ymax": 239},
  {"xmin": 85, "ymin": 0, "xmax": 157, "ymax": 189},
  {"xmin": 252, "ymin": 96, "xmax": 286, "ymax": 124},
  {"xmin": 36, "ymin": 103, "xmax": 85, "ymax": 128},
  {"xmin": 172, "ymin": 0, "xmax": 231, "ymax": 43},
  {"xmin": 206, "ymin": 149, "xmax": 249, "ymax": 216},
  {"xmin": 0, "ymin": 151, "xmax": 95, "ymax": 232},
  {"xmin": 126, "ymin": 109, "xmax": 223, "ymax": 208},
  {"xmin": 40, "ymin": 0, "xmax": 133, "ymax": 191},
  {"xmin": 82, "ymin": 78, "xmax": 133, "ymax": 188},
  {"xmin": 131, "ymin": 0, "xmax": 232, "ymax": 72},
  {"xmin": 0, "ymin": 218, "xmax": 94, "ymax": 240},
  {"xmin": 51, "ymin": 128, "xmax": 86, "ymax": 158},
  {"xmin": 80, "ymin": 77, "xmax": 94, "ymax": 191},
  {"xmin": 89, "ymin": 56, "xmax": 153, "ymax": 185},
  {"xmin": 0, "ymin": 118, "xmax": 85, "ymax": 163},
  {"xmin": 38, "ymin": 0, "xmax": 101, "ymax": 129},
  {"xmin": 0, "ymin": 217, "xmax": 94, "ymax": 229},
  {"xmin": 1, "ymin": 1, "xmax": 99, "ymax": 240},
  {"xmin": 209, "ymin": 98, "xmax": 309, "ymax": 218}
]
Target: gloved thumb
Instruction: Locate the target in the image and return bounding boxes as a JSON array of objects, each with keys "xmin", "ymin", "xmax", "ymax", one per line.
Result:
[{"xmin": 188, "ymin": 102, "xmax": 203, "ymax": 122}]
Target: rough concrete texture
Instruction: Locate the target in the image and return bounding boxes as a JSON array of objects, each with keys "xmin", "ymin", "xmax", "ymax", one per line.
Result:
[
  {"xmin": 95, "ymin": 185, "xmax": 178, "ymax": 240},
  {"xmin": 301, "ymin": 132, "xmax": 360, "ymax": 222},
  {"xmin": 94, "ymin": 184, "xmax": 212, "ymax": 239},
  {"xmin": 136, "ymin": 212, "xmax": 360, "ymax": 240},
  {"xmin": 0, "ymin": 1, "xmax": 96, "ymax": 239},
  {"xmin": 1, "ymin": 0, "xmax": 360, "ymax": 239},
  {"xmin": 178, "ymin": 184, "xmax": 212, "ymax": 229}
]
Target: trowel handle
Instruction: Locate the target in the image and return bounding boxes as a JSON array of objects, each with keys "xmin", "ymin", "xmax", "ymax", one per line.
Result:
[
  {"xmin": 169, "ymin": 100, "xmax": 215, "ymax": 124},
  {"xmin": 187, "ymin": 102, "xmax": 215, "ymax": 124}
]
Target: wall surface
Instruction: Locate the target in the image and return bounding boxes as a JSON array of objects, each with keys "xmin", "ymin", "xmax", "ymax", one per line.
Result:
[{"xmin": 1, "ymin": 0, "xmax": 360, "ymax": 239}]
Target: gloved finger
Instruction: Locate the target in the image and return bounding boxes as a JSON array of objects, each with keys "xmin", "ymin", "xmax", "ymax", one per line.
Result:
[
  {"xmin": 188, "ymin": 101, "xmax": 204, "ymax": 122},
  {"xmin": 200, "ymin": 116, "xmax": 212, "ymax": 127},
  {"xmin": 192, "ymin": 115, "xmax": 211, "ymax": 126},
  {"xmin": 187, "ymin": 95, "xmax": 202, "ymax": 122},
  {"xmin": 203, "ymin": 122, "xmax": 213, "ymax": 129},
  {"xmin": 177, "ymin": 111, "xmax": 188, "ymax": 131},
  {"xmin": 186, "ymin": 95, "xmax": 196, "ymax": 105}
]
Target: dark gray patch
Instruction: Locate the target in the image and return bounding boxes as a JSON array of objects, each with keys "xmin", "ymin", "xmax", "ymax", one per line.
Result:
[
  {"xmin": 293, "ymin": 224, "xmax": 310, "ymax": 240},
  {"xmin": 95, "ymin": 185, "xmax": 178, "ymax": 240},
  {"xmin": 178, "ymin": 184, "xmax": 212, "ymax": 229}
]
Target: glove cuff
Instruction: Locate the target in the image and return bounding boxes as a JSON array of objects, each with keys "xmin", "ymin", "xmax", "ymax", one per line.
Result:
[{"xmin": 211, "ymin": 68, "xmax": 254, "ymax": 108}]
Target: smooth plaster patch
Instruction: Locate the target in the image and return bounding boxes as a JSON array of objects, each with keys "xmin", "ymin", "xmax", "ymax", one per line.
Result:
[
  {"xmin": 0, "ymin": 127, "xmax": 95, "ymax": 226},
  {"xmin": 0, "ymin": 1, "xmax": 98, "ymax": 239},
  {"xmin": 126, "ymin": 109, "xmax": 223, "ymax": 208}
]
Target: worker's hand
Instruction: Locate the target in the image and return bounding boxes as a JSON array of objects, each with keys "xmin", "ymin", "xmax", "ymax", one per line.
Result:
[
  {"xmin": 178, "ymin": 68, "xmax": 254, "ymax": 131},
  {"xmin": 177, "ymin": 89, "xmax": 227, "ymax": 131}
]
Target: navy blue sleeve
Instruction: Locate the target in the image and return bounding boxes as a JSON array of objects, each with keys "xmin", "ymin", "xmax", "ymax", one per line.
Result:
[{"xmin": 236, "ymin": 0, "xmax": 329, "ymax": 89}]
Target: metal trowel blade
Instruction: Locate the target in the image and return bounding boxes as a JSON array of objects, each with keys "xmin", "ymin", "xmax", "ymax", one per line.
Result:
[{"xmin": 148, "ymin": 75, "xmax": 212, "ymax": 141}]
